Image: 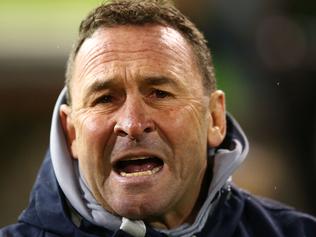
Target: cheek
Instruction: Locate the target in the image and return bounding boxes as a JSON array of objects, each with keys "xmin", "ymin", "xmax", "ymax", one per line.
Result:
[
  {"xmin": 78, "ymin": 113, "xmax": 112, "ymax": 145},
  {"xmin": 75, "ymin": 114, "xmax": 114, "ymax": 186},
  {"xmin": 155, "ymin": 104, "xmax": 209, "ymax": 174},
  {"xmin": 74, "ymin": 112, "xmax": 115, "ymax": 168},
  {"xmin": 158, "ymin": 103, "xmax": 209, "ymax": 144}
]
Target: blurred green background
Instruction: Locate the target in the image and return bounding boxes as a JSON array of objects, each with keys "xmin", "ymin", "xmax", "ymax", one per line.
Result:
[{"xmin": 0, "ymin": 0, "xmax": 315, "ymax": 227}]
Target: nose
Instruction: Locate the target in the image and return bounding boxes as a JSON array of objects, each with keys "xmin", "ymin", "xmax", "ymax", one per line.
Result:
[{"xmin": 114, "ymin": 97, "xmax": 155, "ymax": 140}]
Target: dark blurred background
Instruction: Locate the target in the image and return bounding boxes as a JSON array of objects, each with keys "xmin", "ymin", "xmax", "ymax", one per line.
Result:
[{"xmin": 0, "ymin": 0, "xmax": 315, "ymax": 227}]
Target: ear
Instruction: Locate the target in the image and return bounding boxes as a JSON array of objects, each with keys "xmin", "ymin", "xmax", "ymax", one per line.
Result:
[
  {"xmin": 207, "ymin": 90, "xmax": 226, "ymax": 147},
  {"xmin": 59, "ymin": 104, "xmax": 78, "ymax": 159}
]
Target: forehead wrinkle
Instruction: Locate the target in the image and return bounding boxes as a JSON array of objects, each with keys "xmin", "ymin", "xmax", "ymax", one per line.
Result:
[
  {"xmin": 77, "ymin": 47, "xmax": 190, "ymax": 91},
  {"xmin": 75, "ymin": 25, "xmax": 196, "ymax": 82},
  {"xmin": 75, "ymin": 47, "xmax": 118, "ymax": 82},
  {"xmin": 76, "ymin": 47, "xmax": 163, "ymax": 81}
]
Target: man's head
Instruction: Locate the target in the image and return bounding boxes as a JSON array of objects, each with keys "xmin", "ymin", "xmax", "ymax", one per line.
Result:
[
  {"xmin": 60, "ymin": 0, "xmax": 226, "ymax": 229},
  {"xmin": 65, "ymin": 0, "xmax": 216, "ymax": 105}
]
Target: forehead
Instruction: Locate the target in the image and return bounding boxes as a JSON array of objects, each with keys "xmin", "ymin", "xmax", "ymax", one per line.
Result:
[
  {"xmin": 71, "ymin": 24, "xmax": 202, "ymax": 100},
  {"xmin": 77, "ymin": 24, "xmax": 193, "ymax": 59}
]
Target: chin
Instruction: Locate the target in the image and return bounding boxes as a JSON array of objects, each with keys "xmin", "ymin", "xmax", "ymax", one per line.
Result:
[{"xmin": 111, "ymin": 197, "xmax": 166, "ymax": 220}]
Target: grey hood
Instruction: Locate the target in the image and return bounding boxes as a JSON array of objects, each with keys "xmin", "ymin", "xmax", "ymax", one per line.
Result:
[{"xmin": 50, "ymin": 87, "xmax": 249, "ymax": 237}]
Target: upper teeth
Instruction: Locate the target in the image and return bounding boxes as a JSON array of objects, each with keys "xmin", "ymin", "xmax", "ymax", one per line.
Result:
[{"xmin": 125, "ymin": 156, "xmax": 150, "ymax": 161}]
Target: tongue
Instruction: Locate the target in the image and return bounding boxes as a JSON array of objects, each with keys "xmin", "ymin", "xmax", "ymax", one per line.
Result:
[{"xmin": 117, "ymin": 157, "xmax": 162, "ymax": 173}]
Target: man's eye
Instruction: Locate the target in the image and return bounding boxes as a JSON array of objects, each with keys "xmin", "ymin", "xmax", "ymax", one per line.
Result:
[
  {"xmin": 153, "ymin": 89, "xmax": 170, "ymax": 98},
  {"xmin": 96, "ymin": 95, "xmax": 113, "ymax": 104}
]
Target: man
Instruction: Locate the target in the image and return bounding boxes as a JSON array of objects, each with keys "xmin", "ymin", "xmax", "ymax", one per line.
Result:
[{"xmin": 1, "ymin": 0, "xmax": 316, "ymax": 236}]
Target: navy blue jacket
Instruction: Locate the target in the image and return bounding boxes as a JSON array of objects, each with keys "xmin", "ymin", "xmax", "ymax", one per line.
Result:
[{"xmin": 1, "ymin": 152, "xmax": 316, "ymax": 237}]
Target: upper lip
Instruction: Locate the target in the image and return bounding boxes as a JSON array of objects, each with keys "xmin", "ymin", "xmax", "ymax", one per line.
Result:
[{"xmin": 111, "ymin": 149, "xmax": 164, "ymax": 166}]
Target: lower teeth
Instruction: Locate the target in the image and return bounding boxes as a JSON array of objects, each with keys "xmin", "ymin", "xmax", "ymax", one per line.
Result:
[{"xmin": 120, "ymin": 167, "xmax": 161, "ymax": 177}]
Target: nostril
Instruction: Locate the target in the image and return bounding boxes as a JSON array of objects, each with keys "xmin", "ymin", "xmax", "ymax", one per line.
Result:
[
  {"xmin": 117, "ymin": 130, "xmax": 128, "ymax": 137},
  {"xmin": 144, "ymin": 127, "xmax": 153, "ymax": 133}
]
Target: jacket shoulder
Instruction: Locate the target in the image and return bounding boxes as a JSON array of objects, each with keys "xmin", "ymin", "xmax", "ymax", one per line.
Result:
[
  {"xmin": 236, "ymin": 187, "xmax": 316, "ymax": 236},
  {"xmin": 0, "ymin": 222, "xmax": 65, "ymax": 237},
  {"xmin": 0, "ymin": 223, "xmax": 42, "ymax": 237}
]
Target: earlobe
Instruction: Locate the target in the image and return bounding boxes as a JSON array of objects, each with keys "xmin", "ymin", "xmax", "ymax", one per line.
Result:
[
  {"xmin": 207, "ymin": 90, "xmax": 227, "ymax": 147},
  {"xmin": 59, "ymin": 104, "xmax": 78, "ymax": 159}
]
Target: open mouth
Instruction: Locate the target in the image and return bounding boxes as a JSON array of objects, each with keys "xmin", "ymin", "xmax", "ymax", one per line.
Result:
[{"xmin": 114, "ymin": 156, "xmax": 164, "ymax": 177}]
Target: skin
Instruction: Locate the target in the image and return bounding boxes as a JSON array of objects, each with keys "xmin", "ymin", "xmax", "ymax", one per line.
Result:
[{"xmin": 60, "ymin": 24, "xmax": 226, "ymax": 229}]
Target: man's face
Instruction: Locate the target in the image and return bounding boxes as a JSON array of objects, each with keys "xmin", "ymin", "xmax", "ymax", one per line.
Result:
[{"xmin": 61, "ymin": 25, "xmax": 225, "ymax": 227}]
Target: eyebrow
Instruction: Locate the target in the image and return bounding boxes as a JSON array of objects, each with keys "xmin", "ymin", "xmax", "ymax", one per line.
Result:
[
  {"xmin": 84, "ymin": 75, "xmax": 180, "ymax": 98},
  {"xmin": 80, "ymin": 79, "xmax": 117, "ymax": 106},
  {"xmin": 141, "ymin": 76, "xmax": 179, "ymax": 88},
  {"xmin": 85, "ymin": 78, "xmax": 118, "ymax": 97}
]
